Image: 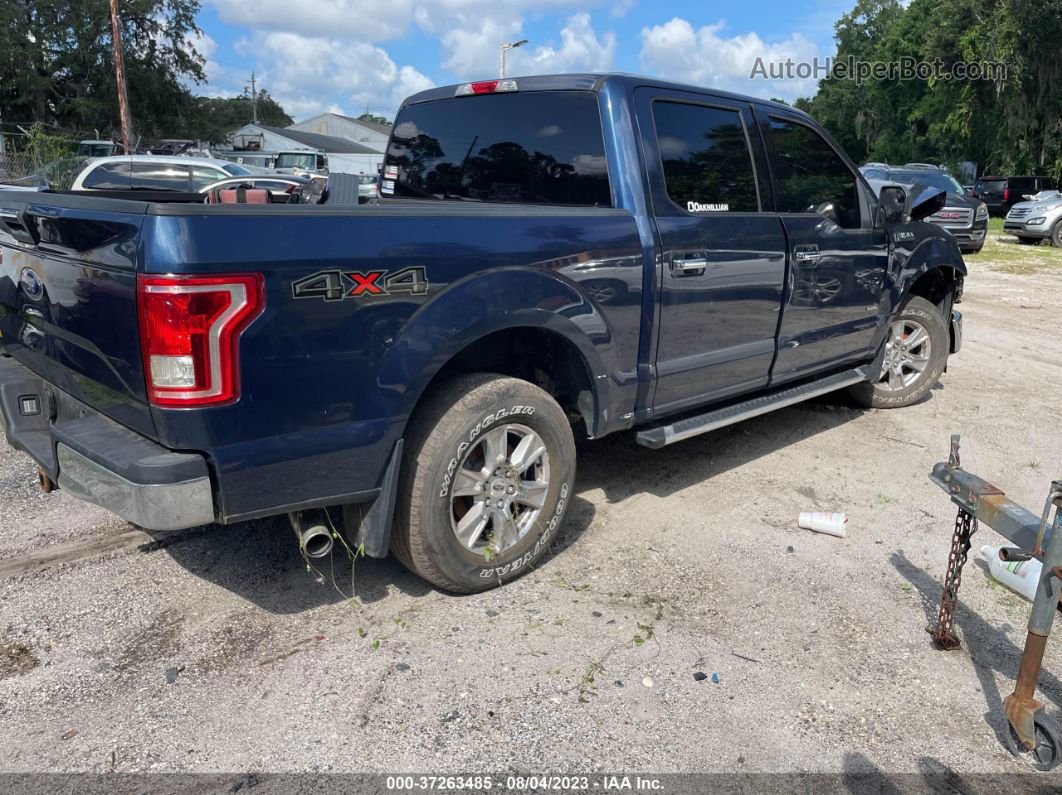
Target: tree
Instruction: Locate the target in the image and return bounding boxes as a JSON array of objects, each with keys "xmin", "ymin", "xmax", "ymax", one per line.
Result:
[
  {"xmin": 182, "ymin": 91, "xmax": 294, "ymax": 143},
  {"xmin": 0, "ymin": 0, "xmax": 205, "ymax": 140},
  {"xmin": 358, "ymin": 112, "xmax": 391, "ymax": 126},
  {"xmin": 798, "ymin": 0, "xmax": 1062, "ymax": 183}
]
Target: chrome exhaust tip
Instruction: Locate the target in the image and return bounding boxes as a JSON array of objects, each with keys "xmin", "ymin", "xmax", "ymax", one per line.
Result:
[{"xmin": 288, "ymin": 510, "xmax": 334, "ymax": 559}]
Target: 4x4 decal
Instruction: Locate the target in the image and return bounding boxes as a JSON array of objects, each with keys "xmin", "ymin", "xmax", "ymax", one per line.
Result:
[{"xmin": 292, "ymin": 267, "xmax": 429, "ymax": 301}]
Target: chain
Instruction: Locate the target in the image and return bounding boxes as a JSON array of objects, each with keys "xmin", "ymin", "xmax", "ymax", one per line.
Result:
[{"xmin": 929, "ymin": 507, "xmax": 977, "ymax": 650}]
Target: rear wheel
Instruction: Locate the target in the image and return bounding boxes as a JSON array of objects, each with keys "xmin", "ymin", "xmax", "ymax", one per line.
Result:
[
  {"xmin": 849, "ymin": 296, "xmax": 948, "ymax": 409},
  {"xmin": 1017, "ymin": 236, "xmax": 1040, "ymax": 245},
  {"xmin": 392, "ymin": 374, "xmax": 576, "ymax": 593}
]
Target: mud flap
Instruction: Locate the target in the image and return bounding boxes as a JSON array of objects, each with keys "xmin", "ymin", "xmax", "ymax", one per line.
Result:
[{"xmin": 344, "ymin": 439, "xmax": 403, "ymax": 558}]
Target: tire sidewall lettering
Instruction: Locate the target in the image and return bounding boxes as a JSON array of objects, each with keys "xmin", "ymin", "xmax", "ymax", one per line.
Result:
[{"xmin": 478, "ymin": 481, "xmax": 570, "ymax": 579}]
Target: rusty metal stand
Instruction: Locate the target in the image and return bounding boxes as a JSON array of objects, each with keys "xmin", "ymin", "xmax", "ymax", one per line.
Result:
[{"xmin": 928, "ymin": 435, "xmax": 1062, "ymax": 769}]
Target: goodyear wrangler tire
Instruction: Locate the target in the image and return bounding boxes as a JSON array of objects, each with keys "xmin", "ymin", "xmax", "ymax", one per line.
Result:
[{"xmin": 392, "ymin": 374, "xmax": 576, "ymax": 593}]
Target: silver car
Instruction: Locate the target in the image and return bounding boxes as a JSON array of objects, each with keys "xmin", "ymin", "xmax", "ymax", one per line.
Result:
[{"xmin": 1004, "ymin": 191, "xmax": 1062, "ymax": 246}]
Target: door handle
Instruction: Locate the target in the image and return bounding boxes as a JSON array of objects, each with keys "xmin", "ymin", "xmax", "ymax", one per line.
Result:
[
  {"xmin": 670, "ymin": 251, "xmax": 707, "ymax": 276},
  {"xmin": 794, "ymin": 245, "xmax": 820, "ymax": 263}
]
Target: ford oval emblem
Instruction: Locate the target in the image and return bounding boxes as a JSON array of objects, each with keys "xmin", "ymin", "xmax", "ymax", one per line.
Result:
[{"xmin": 19, "ymin": 267, "xmax": 44, "ymax": 301}]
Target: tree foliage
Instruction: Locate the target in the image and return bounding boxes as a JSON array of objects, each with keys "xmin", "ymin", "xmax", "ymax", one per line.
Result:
[
  {"xmin": 188, "ymin": 92, "xmax": 293, "ymax": 143},
  {"xmin": 0, "ymin": 0, "xmax": 291, "ymax": 146},
  {"xmin": 798, "ymin": 0, "xmax": 1062, "ymax": 181}
]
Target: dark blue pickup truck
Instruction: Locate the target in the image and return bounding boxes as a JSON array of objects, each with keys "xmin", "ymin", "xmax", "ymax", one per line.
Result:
[{"xmin": 0, "ymin": 74, "xmax": 964, "ymax": 592}]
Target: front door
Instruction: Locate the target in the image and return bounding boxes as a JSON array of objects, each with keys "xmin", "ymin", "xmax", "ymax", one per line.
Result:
[
  {"xmin": 755, "ymin": 110, "xmax": 889, "ymax": 384},
  {"xmin": 635, "ymin": 88, "xmax": 787, "ymax": 416}
]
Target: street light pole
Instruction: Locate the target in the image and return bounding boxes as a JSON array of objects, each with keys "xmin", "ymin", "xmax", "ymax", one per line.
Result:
[{"xmin": 499, "ymin": 39, "xmax": 528, "ymax": 78}]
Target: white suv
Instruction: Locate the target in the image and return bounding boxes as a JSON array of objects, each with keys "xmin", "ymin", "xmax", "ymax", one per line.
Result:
[{"xmin": 71, "ymin": 155, "xmax": 258, "ymax": 192}]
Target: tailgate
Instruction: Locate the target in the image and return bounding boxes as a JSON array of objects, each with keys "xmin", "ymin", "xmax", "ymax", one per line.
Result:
[{"xmin": 0, "ymin": 195, "xmax": 155, "ymax": 438}]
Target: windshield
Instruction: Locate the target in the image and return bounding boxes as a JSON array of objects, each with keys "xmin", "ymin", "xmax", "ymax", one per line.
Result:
[
  {"xmin": 221, "ymin": 162, "xmax": 254, "ymax": 176},
  {"xmin": 889, "ymin": 171, "xmax": 965, "ymax": 195},
  {"xmin": 382, "ymin": 91, "xmax": 612, "ymax": 206},
  {"xmin": 78, "ymin": 144, "xmax": 114, "ymax": 158},
  {"xmin": 275, "ymin": 153, "xmax": 317, "ymax": 170}
]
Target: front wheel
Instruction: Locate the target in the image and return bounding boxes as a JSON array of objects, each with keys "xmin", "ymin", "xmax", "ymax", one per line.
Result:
[
  {"xmin": 392, "ymin": 373, "xmax": 576, "ymax": 593},
  {"xmin": 849, "ymin": 295, "xmax": 949, "ymax": 409},
  {"xmin": 1051, "ymin": 220, "xmax": 1062, "ymax": 248}
]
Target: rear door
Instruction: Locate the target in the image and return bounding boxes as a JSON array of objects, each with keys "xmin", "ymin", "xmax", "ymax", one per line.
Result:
[
  {"xmin": 0, "ymin": 195, "xmax": 154, "ymax": 436},
  {"xmin": 755, "ymin": 110, "xmax": 888, "ymax": 384},
  {"xmin": 635, "ymin": 87, "xmax": 787, "ymax": 414}
]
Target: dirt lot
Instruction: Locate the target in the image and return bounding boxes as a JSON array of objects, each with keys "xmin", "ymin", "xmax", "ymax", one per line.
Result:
[{"xmin": 2, "ymin": 230, "xmax": 1062, "ymax": 785}]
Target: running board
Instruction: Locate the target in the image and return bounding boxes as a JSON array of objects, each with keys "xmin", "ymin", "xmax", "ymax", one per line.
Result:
[{"xmin": 635, "ymin": 365, "xmax": 874, "ymax": 449}]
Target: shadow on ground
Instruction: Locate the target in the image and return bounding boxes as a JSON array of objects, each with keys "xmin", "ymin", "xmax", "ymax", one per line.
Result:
[
  {"xmin": 890, "ymin": 550, "xmax": 1062, "ymax": 749},
  {"xmin": 144, "ymin": 395, "xmax": 865, "ymax": 614}
]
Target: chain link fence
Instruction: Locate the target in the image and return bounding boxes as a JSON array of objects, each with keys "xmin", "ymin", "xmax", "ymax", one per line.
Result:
[{"xmin": 0, "ymin": 152, "xmax": 84, "ymax": 190}]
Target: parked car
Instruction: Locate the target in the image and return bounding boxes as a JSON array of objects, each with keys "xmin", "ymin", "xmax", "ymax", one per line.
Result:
[
  {"xmin": 0, "ymin": 73, "xmax": 964, "ymax": 593},
  {"xmin": 974, "ymin": 175, "xmax": 1057, "ymax": 215},
  {"xmin": 358, "ymin": 174, "xmax": 379, "ymax": 200},
  {"xmin": 860, "ymin": 163, "xmax": 988, "ymax": 254},
  {"xmin": 71, "ymin": 155, "xmax": 257, "ymax": 192},
  {"xmin": 1003, "ymin": 191, "xmax": 1062, "ymax": 246}
]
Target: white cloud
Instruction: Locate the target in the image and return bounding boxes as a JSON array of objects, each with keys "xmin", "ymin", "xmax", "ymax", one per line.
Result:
[
  {"xmin": 187, "ymin": 30, "xmax": 225, "ymax": 86},
  {"xmin": 519, "ymin": 14, "xmax": 615, "ymax": 74},
  {"xmin": 242, "ymin": 32, "xmax": 434, "ymax": 119},
  {"xmin": 639, "ymin": 17, "xmax": 821, "ymax": 101},
  {"xmin": 438, "ymin": 12, "xmax": 614, "ymax": 79},
  {"xmin": 209, "ymin": 0, "xmax": 414, "ymax": 40}
]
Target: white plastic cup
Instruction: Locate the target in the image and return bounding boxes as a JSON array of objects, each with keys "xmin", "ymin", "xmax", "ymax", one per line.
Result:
[{"xmin": 798, "ymin": 511, "xmax": 848, "ymax": 538}]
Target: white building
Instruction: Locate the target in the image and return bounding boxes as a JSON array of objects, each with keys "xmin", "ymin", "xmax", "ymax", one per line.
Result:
[
  {"xmin": 287, "ymin": 113, "xmax": 391, "ymax": 152},
  {"xmin": 227, "ymin": 124, "xmax": 383, "ymax": 175}
]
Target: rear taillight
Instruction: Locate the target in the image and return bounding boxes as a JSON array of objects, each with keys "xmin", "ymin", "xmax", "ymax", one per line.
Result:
[
  {"xmin": 137, "ymin": 273, "xmax": 264, "ymax": 407},
  {"xmin": 1003, "ymin": 188, "xmax": 1010, "ymax": 202}
]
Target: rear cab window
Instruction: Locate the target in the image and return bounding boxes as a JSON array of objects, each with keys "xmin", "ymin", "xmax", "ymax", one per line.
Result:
[{"xmin": 382, "ymin": 91, "xmax": 612, "ymax": 207}]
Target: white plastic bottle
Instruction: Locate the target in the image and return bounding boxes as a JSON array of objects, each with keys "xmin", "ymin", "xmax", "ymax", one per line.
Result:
[{"xmin": 981, "ymin": 544, "xmax": 1042, "ymax": 602}]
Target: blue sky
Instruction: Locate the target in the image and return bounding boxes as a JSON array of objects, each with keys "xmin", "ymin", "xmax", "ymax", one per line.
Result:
[{"xmin": 193, "ymin": 0, "xmax": 854, "ymax": 121}]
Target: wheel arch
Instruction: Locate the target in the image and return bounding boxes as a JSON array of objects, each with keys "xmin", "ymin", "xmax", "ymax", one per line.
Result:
[{"xmin": 380, "ymin": 267, "xmax": 625, "ymax": 442}]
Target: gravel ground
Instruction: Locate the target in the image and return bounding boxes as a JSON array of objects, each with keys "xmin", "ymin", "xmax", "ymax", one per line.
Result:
[{"xmin": 2, "ymin": 246, "xmax": 1062, "ymax": 784}]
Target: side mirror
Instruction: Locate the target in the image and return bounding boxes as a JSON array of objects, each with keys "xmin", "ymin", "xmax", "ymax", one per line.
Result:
[
  {"xmin": 877, "ymin": 185, "xmax": 907, "ymax": 226},
  {"xmin": 908, "ymin": 185, "xmax": 946, "ymax": 221}
]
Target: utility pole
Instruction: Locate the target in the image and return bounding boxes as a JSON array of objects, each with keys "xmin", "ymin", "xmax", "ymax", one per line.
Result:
[
  {"xmin": 249, "ymin": 71, "xmax": 259, "ymax": 124},
  {"xmin": 109, "ymin": 0, "xmax": 133, "ymax": 153},
  {"xmin": 499, "ymin": 39, "xmax": 528, "ymax": 78}
]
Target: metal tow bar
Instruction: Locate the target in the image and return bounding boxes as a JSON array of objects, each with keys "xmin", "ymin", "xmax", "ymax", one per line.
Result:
[{"xmin": 927, "ymin": 434, "xmax": 1062, "ymax": 770}]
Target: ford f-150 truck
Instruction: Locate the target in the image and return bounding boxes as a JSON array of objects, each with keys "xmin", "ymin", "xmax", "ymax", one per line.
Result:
[{"xmin": 0, "ymin": 74, "xmax": 964, "ymax": 593}]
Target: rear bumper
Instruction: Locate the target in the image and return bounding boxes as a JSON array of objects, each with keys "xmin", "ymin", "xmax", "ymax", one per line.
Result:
[{"xmin": 0, "ymin": 355, "xmax": 215, "ymax": 530}]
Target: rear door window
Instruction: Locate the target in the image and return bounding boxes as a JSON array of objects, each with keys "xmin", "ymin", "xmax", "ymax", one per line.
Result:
[
  {"xmin": 130, "ymin": 162, "xmax": 192, "ymax": 191},
  {"xmin": 764, "ymin": 117, "xmax": 861, "ymax": 228},
  {"xmin": 81, "ymin": 161, "xmax": 132, "ymax": 189},
  {"xmin": 383, "ymin": 91, "xmax": 611, "ymax": 207},
  {"xmin": 651, "ymin": 101, "xmax": 759, "ymax": 213}
]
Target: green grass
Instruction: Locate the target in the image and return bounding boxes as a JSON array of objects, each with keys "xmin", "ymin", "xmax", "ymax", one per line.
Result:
[{"xmin": 965, "ymin": 217, "xmax": 1062, "ymax": 273}]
